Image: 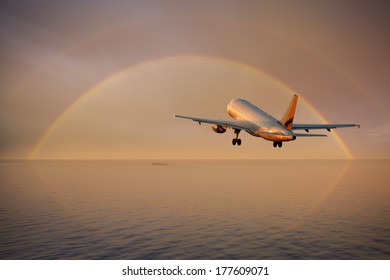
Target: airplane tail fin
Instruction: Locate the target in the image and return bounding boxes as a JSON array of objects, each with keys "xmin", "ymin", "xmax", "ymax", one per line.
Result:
[{"xmin": 280, "ymin": 94, "xmax": 298, "ymax": 130}]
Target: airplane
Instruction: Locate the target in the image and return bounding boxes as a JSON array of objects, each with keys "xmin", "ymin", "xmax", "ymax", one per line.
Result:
[{"xmin": 174, "ymin": 95, "xmax": 359, "ymax": 148}]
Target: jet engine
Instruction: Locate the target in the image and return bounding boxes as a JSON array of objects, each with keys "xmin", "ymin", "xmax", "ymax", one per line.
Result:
[{"xmin": 212, "ymin": 124, "xmax": 227, "ymax": 133}]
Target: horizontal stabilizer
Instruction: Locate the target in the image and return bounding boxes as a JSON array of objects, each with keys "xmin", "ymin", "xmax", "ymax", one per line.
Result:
[{"xmin": 294, "ymin": 133, "xmax": 327, "ymax": 137}]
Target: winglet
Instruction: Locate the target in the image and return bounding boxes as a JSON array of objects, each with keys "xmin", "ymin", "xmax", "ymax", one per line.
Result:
[{"xmin": 281, "ymin": 94, "xmax": 298, "ymax": 129}]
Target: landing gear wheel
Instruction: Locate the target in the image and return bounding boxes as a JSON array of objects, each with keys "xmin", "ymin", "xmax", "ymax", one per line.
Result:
[
  {"xmin": 273, "ymin": 142, "xmax": 283, "ymax": 148},
  {"xmin": 232, "ymin": 129, "xmax": 241, "ymax": 146}
]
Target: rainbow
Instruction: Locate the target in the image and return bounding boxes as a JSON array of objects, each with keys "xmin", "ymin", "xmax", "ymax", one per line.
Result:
[{"xmin": 29, "ymin": 55, "xmax": 354, "ymax": 159}]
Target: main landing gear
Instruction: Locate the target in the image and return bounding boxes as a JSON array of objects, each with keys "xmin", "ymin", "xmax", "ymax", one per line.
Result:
[
  {"xmin": 273, "ymin": 141, "xmax": 282, "ymax": 148},
  {"xmin": 232, "ymin": 129, "xmax": 242, "ymax": 146}
]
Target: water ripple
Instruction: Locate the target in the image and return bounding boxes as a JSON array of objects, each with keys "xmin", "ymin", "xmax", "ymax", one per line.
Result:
[{"xmin": 1, "ymin": 160, "xmax": 389, "ymax": 259}]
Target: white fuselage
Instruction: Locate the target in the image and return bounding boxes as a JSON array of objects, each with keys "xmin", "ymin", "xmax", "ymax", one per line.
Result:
[{"xmin": 227, "ymin": 98, "xmax": 296, "ymax": 142}]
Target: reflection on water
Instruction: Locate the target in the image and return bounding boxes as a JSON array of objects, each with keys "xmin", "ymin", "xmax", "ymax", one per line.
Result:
[{"xmin": 0, "ymin": 160, "xmax": 389, "ymax": 259}]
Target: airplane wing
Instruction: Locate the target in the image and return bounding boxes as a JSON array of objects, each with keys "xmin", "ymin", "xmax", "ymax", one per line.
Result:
[
  {"xmin": 294, "ymin": 133, "xmax": 327, "ymax": 137},
  {"xmin": 292, "ymin": 123, "xmax": 360, "ymax": 132},
  {"xmin": 174, "ymin": 114, "xmax": 250, "ymax": 131}
]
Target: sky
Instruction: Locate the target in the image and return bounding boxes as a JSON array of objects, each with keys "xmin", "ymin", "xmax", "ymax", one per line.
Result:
[{"xmin": 1, "ymin": 0, "xmax": 389, "ymax": 159}]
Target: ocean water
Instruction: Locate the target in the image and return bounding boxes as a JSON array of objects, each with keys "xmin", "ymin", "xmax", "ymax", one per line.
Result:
[{"xmin": 0, "ymin": 160, "xmax": 389, "ymax": 260}]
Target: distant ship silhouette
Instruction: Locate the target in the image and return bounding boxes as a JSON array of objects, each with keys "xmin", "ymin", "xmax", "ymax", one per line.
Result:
[{"xmin": 152, "ymin": 162, "xmax": 168, "ymax": 166}]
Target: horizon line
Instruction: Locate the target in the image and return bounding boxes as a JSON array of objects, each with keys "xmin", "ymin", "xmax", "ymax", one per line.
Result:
[{"xmin": 1, "ymin": 158, "xmax": 387, "ymax": 161}]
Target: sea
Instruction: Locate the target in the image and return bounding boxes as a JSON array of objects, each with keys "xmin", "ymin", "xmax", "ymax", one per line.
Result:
[{"xmin": 0, "ymin": 160, "xmax": 389, "ymax": 259}]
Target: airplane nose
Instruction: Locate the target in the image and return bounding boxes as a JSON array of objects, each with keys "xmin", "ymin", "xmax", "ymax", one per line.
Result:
[{"xmin": 292, "ymin": 136, "xmax": 296, "ymax": 140}]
